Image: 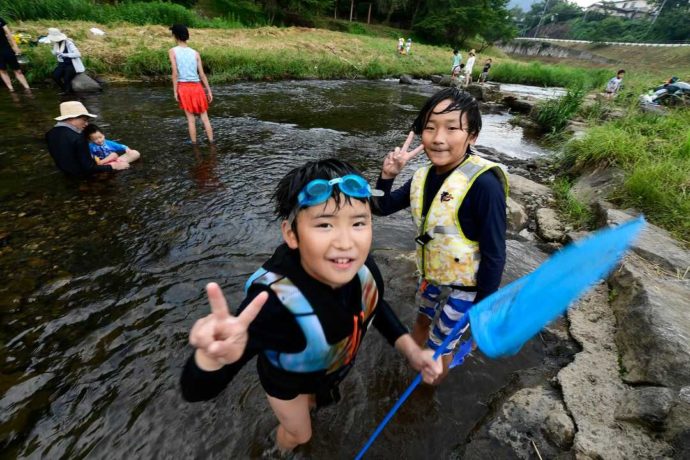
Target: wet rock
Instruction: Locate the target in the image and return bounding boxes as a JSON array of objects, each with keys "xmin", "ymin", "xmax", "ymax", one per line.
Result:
[
  {"xmin": 510, "ymin": 115, "xmax": 542, "ymax": 131},
  {"xmin": 506, "ymin": 197, "xmax": 528, "ymax": 233},
  {"xmin": 71, "ymin": 73, "xmax": 102, "ymax": 92},
  {"xmin": 558, "ymin": 286, "xmax": 673, "ymax": 459},
  {"xmin": 464, "ymin": 83, "xmax": 484, "ymax": 101},
  {"xmin": 503, "ymin": 95, "xmax": 536, "ymax": 114},
  {"xmin": 437, "ymin": 75, "xmax": 453, "ymax": 87},
  {"xmin": 610, "ymin": 257, "xmax": 690, "ymax": 390},
  {"xmin": 536, "ymin": 208, "xmax": 564, "ymax": 242},
  {"xmin": 614, "ymin": 386, "xmax": 676, "ymax": 430},
  {"xmin": 667, "ymin": 387, "xmax": 690, "ymax": 456},
  {"xmin": 570, "ymin": 168, "xmax": 625, "ymax": 205},
  {"xmin": 544, "ymin": 410, "xmax": 575, "ymax": 449},
  {"xmin": 430, "ymin": 74, "xmax": 443, "ymax": 84},
  {"xmin": 518, "ymin": 228, "xmax": 535, "ymax": 241},
  {"xmin": 564, "ymin": 230, "xmax": 590, "ymax": 243},
  {"xmin": 399, "ymin": 74, "xmax": 414, "ymax": 85},
  {"xmin": 463, "ymin": 385, "xmax": 572, "ymax": 459},
  {"xmin": 600, "ymin": 207, "xmax": 690, "ymax": 276}
]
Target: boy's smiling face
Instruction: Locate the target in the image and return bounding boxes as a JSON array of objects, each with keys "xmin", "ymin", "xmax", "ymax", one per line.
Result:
[
  {"xmin": 422, "ymin": 99, "xmax": 477, "ymax": 174},
  {"xmin": 282, "ymin": 195, "xmax": 372, "ymax": 289},
  {"xmin": 89, "ymin": 131, "xmax": 106, "ymax": 146}
]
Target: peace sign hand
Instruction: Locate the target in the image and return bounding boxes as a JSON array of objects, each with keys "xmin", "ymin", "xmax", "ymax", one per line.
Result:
[
  {"xmin": 381, "ymin": 131, "xmax": 425, "ymax": 180},
  {"xmin": 189, "ymin": 283, "xmax": 269, "ymax": 371}
]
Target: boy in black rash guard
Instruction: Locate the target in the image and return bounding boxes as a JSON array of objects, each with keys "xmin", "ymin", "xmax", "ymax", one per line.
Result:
[
  {"xmin": 180, "ymin": 159, "xmax": 441, "ymax": 455},
  {"xmin": 372, "ymin": 88, "xmax": 508, "ymax": 382}
]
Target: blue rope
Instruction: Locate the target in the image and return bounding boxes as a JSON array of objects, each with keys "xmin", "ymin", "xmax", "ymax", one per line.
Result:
[{"xmin": 355, "ymin": 314, "xmax": 470, "ymax": 460}]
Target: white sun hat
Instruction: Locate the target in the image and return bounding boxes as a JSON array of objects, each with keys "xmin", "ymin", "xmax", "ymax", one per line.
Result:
[
  {"xmin": 47, "ymin": 28, "xmax": 68, "ymax": 42},
  {"xmin": 54, "ymin": 101, "xmax": 98, "ymax": 121}
]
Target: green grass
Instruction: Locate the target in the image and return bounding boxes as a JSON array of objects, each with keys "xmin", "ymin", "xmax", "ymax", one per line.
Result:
[
  {"xmin": 552, "ymin": 178, "xmax": 595, "ymax": 230},
  {"xmin": 488, "ymin": 61, "xmax": 610, "ymax": 90},
  {"xmin": 562, "ymin": 108, "xmax": 690, "ymax": 241},
  {"xmin": 0, "ymin": 0, "xmax": 245, "ymax": 28}
]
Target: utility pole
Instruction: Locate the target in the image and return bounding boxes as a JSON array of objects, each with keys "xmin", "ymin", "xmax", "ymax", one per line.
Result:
[
  {"xmin": 651, "ymin": 0, "xmax": 667, "ymax": 24},
  {"xmin": 534, "ymin": 0, "xmax": 551, "ymax": 38}
]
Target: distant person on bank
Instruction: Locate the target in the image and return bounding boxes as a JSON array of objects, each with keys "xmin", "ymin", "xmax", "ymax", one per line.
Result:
[
  {"xmin": 47, "ymin": 28, "xmax": 86, "ymax": 94},
  {"xmin": 463, "ymin": 50, "xmax": 476, "ymax": 86},
  {"xmin": 0, "ymin": 17, "xmax": 30, "ymax": 92},
  {"xmin": 605, "ymin": 69, "xmax": 625, "ymax": 99},
  {"xmin": 46, "ymin": 101, "xmax": 129, "ymax": 177},
  {"xmin": 479, "ymin": 58, "xmax": 492, "ymax": 84},
  {"xmin": 451, "ymin": 48, "xmax": 462, "ymax": 79}
]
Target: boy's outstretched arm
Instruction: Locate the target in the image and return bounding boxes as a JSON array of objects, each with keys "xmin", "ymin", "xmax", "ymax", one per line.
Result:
[
  {"xmin": 372, "ymin": 131, "xmax": 422, "ymax": 216},
  {"xmin": 189, "ymin": 283, "xmax": 268, "ymax": 370},
  {"xmin": 395, "ymin": 335, "xmax": 442, "ymax": 384},
  {"xmin": 380, "ymin": 131, "xmax": 424, "ymax": 179}
]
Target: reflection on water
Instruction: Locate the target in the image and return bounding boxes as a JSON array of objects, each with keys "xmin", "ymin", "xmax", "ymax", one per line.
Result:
[{"xmin": 0, "ymin": 80, "xmax": 552, "ymax": 458}]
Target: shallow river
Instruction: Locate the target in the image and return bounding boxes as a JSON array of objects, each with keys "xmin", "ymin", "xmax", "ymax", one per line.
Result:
[{"xmin": 1, "ymin": 80, "xmax": 552, "ymax": 459}]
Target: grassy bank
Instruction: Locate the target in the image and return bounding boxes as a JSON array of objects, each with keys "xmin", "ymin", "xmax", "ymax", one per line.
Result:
[
  {"xmin": 12, "ymin": 20, "xmax": 617, "ymax": 86},
  {"xmin": 561, "ymin": 108, "xmax": 690, "ymax": 242}
]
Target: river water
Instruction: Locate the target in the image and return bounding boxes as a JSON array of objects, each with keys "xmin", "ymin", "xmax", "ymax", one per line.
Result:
[{"xmin": 1, "ymin": 80, "xmax": 552, "ymax": 459}]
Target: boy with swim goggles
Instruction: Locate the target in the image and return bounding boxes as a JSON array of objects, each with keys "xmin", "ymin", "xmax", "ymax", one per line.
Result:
[{"xmin": 181, "ymin": 159, "xmax": 441, "ymax": 456}]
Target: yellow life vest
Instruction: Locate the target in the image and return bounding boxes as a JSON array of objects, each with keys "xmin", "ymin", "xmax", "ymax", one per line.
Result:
[{"xmin": 410, "ymin": 154, "xmax": 508, "ymax": 287}]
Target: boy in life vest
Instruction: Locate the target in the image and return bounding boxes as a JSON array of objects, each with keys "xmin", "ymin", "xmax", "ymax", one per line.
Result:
[
  {"xmin": 180, "ymin": 159, "xmax": 441, "ymax": 455},
  {"xmin": 373, "ymin": 87, "xmax": 508, "ymax": 382}
]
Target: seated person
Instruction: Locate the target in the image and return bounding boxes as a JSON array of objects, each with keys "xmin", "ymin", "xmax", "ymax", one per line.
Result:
[
  {"xmin": 84, "ymin": 124, "xmax": 140, "ymax": 166},
  {"xmin": 45, "ymin": 101, "xmax": 129, "ymax": 178}
]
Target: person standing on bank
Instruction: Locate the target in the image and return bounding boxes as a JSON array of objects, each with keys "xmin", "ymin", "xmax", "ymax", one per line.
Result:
[
  {"xmin": 168, "ymin": 24, "xmax": 214, "ymax": 145},
  {"xmin": 46, "ymin": 101, "xmax": 129, "ymax": 178},
  {"xmin": 47, "ymin": 28, "xmax": 85, "ymax": 94},
  {"xmin": 0, "ymin": 17, "xmax": 30, "ymax": 92}
]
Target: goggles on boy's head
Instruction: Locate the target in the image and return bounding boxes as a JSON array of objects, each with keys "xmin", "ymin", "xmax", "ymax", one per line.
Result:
[{"xmin": 297, "ymin": 174, "xmax": 383, "ymax": 208}]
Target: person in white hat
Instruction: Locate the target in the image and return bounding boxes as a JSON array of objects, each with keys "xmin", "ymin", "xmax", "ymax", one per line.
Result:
[
  {"xmin": 45, "ymin": 101, "xmax": 129, "ymax": 177},
  {"xmin": 47, "ymin": 28, "xmax": 85, "ymax": 93}
]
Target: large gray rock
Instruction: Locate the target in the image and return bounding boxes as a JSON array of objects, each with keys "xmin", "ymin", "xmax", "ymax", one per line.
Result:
[
  {"xmin": 438, "ymin": 75, "xmax": 453, "ymax": 87},
  {"xmin": 430, "ymin": 74, "xmax": 444, "ymax": 84},
  {"xmin": 70, "ymin": 73, "xmax": 102, "ymax": 92},
  {"xmin": 571, "ymin": 168, "xmax": 625, "ymax": 204},
  {"xmin": 610, "ymin": 257, "xmax": 690, "ymax": 390},
  {"xmin": 398, "ymin": 74, "xmax": 414, "ymax": 85},
  {"xmin": 602, "ymin": 208, "xmax": 690, "ymax": 275},
  {"xmin": 558, "ymin": 286, "xmax": 673, "ymax": 459},
  {"xmin": 464, "ymin": 83, "xmax": 484, "ymax": 101},
  {"xmin": 508, "ymin": 173, "xmax": 552, "ymax": 203},
  {"xmin": 502, "ymin": 95, "xmax": 536, "ymax": 114},
  {"xmin": 506, "ymin": 196, "xmax": 528, "ymax": 233},
  {"xmin": 536, "ymin": 208, "xmax": 564, "ymax": 242},
  {"xmin": 615, "ymin": 386, "xmax": 676, "ymax": 430},
  {"xmin": 463, "ymin": 385, "xmax": 574, "ymax": 460}
]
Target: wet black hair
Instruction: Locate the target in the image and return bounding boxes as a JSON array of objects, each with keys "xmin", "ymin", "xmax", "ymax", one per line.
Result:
[
  {"xmin": 170, "ymin": 24, "xmax": 189, "ymax": 42},
  {"xmin": 83, "ymin": 123, "xmax": 103, "ymax": 138},
  {"xmin": 411, "ymin": 87, "xmax": 481, "ymax": 139},
  {"xmin": 273, "ymin": 159, "xmax": 370, "ymax": 225}
]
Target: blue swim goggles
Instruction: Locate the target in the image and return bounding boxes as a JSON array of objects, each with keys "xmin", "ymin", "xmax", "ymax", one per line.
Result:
[{"xmin": 297, "ymin": 174, "xmax": 383, "ymax": 208}]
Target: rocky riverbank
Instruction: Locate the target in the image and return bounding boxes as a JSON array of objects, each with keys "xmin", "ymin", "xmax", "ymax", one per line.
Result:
[{"xmin": 457, "ymin": 148, "xmax": 690, "ymax": 459}]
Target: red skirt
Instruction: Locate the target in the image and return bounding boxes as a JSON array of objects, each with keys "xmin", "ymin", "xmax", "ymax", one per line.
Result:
[{"xmin": 177, "ymin": 81, "xmax": 208, "ymax": 114}]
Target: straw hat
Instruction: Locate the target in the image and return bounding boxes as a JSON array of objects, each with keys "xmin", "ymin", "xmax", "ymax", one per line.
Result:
[
  {"xmin": 47, "ymin": 28, "xmax": 67, "ymax": 43},
  {"xmin": 55, "ymin": 101, "xmax": 97, "ymax": 121}
]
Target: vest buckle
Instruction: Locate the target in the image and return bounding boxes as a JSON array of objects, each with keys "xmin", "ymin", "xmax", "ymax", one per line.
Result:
[{"xmin": 415, "ymin": 233, "xmax": 434, "ymax": 246}]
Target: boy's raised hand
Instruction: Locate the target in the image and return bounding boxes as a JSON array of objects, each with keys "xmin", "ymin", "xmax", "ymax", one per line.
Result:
[
  {"xmin": 381, "ymin": 130, "xmax": 424, "ymax": 179},
  {"xmin": 189, "ymin": 283, "xmax": 268, "ymax": 370}
]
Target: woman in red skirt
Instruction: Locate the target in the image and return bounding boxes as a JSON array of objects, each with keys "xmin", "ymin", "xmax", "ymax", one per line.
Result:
[{"xmin": 168, "ymin": 24, "xmax": 214, "ymax": 145}]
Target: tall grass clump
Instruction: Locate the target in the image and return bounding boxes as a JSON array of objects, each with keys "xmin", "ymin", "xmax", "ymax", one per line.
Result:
[
  {"xmin": 552, "ymin": 178, "xmax": 595, "ymax": 229},
  {"xmin": 561, "ymin": 108, "xmax": 690, "ymax": 241},
  {"xmin": 0, "ymin": 0, "xmax": 246, "ymax": 28},
  {"xmin": 535, "ymin": 85, "xmax": 586, "ymax": 133}
]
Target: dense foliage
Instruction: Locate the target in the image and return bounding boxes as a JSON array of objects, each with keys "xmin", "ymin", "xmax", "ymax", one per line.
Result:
[{"xmin": 519, "ymin": 0, "xmax": 690, "ymax": 43}]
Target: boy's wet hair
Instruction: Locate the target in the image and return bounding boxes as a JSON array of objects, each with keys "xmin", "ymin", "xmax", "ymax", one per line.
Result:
[
  {"xmin": 274, "ymin": 159, "xmax": 370, "ymax": 223},
  {"xmin": 617, "ymin": 69, "xmax": 626, "ymax": 76},
  {"xmin": 83, "ymin": 124, "xmax": 103, "ymax": 138},
  {"xmin": 411, "ymin": 87, "xmax": 481, "ymax": 139},
  {"xmin": 453, "ymin": 49, "xmax": 459, "ymax": 54},
  {"xmin": 170, "ymin": 24, "xmax": 189, "ymax": 42}
]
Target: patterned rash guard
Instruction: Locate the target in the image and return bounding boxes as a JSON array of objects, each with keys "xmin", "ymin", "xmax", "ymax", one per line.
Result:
[{"xmin": 180, "ymin": 244, "xmax": 407, "ymax": 402}]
